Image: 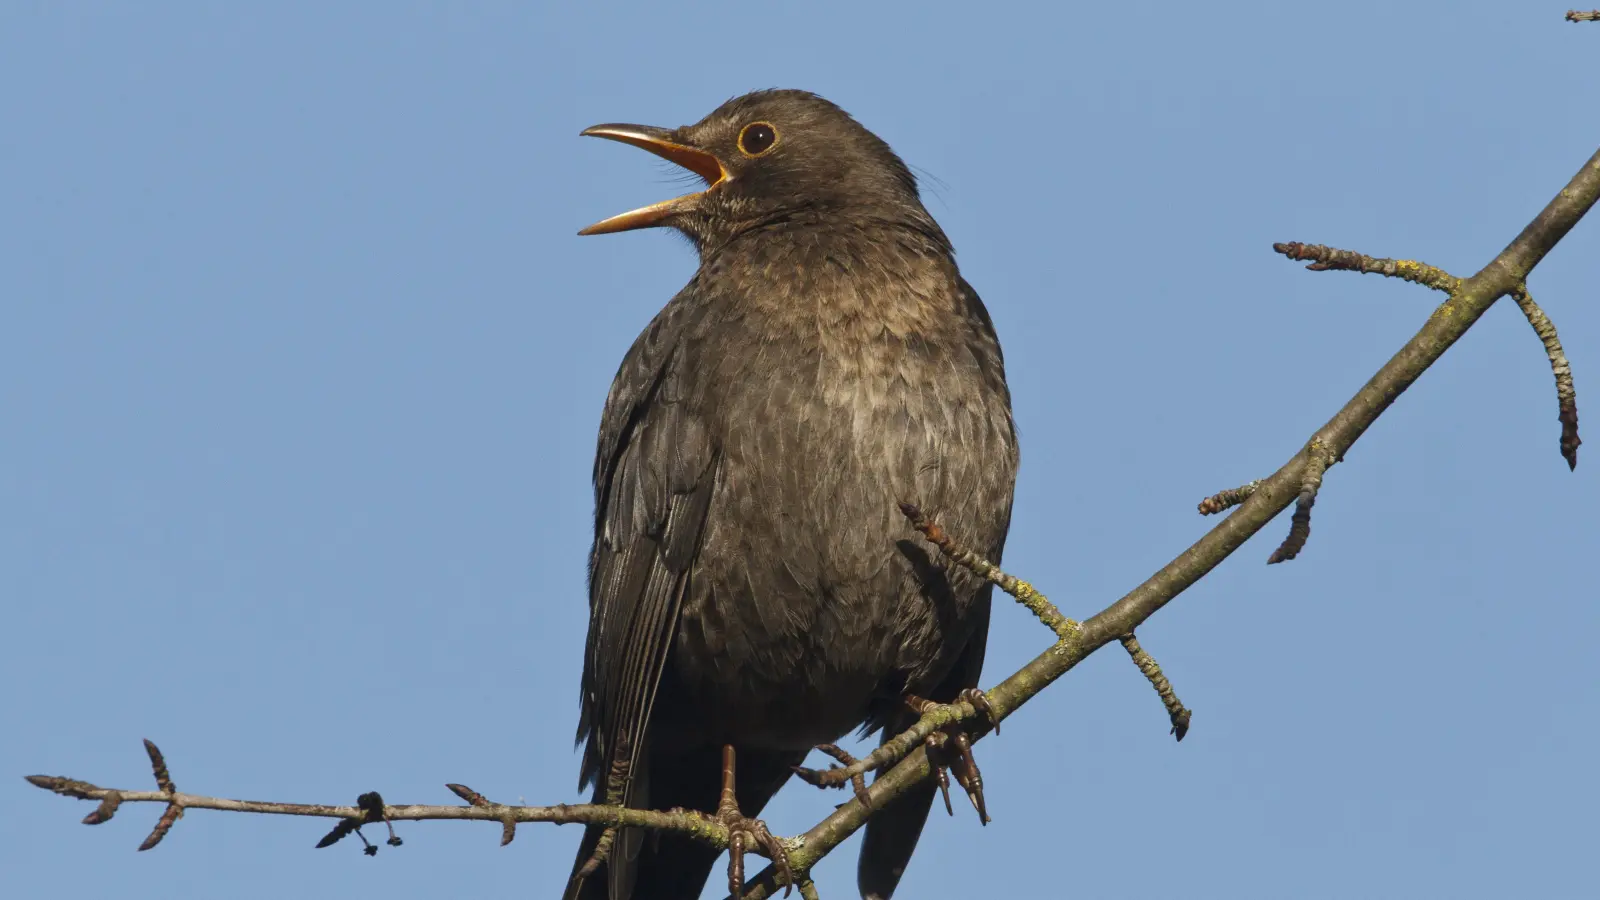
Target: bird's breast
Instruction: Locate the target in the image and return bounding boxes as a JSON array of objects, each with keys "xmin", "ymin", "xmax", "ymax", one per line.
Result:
[{"xmin": 664, "ymin": 260, "xmax": 1015, "ymax": 748}]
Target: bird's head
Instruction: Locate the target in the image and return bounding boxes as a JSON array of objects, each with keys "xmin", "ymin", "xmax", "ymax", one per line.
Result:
[{"xmin": 578, "ymin": 89, "xmax": 940, "ymax": 251}]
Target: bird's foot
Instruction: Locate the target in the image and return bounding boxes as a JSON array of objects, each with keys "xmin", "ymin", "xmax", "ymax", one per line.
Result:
[
  {"xmin": 906, "ymin": 688, "xmax": 998, "ymax": 825},
  {"xmin": 791, "ymin": 688, "xmax": 999, "ymax": 819},
  {"xmin": 715, "ymin": 746, "xmax": 792, "ymax": 899},
  {"xmin": 790, "ymin": 743, "xmax": 873, "ymax": 810},
  {"xmin": 716, "ymin": 804, "xmax": 791, "ymax": 900}
]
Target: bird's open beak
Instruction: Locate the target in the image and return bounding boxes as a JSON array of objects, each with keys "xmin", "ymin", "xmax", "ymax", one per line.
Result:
[{"xmin": 578, "ymin": 124, "xmax": 729, "ymax": 235}]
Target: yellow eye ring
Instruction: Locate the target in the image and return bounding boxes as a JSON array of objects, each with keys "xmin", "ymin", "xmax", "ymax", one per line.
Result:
[{"xmin": 737, "ymin": 121, "xmax": 779, "ymax": 157}]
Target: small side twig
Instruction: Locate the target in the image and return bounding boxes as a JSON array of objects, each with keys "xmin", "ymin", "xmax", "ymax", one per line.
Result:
[
  {"xmin": 446, "ymin": 782, "xmax": 517, "ymax": 846},
  {"xmin": 82, "ymin": 792, "xmax": 122, "ymax": 825},
  {"xmin": 898, "ymin": 501, "xmax": 1079, "ymax": 643},
  {"xmin": 1119, "ymin": 633, "xmax": 1192, "ymax": 741},
  {"xmin": 1198, "ymin": 480, "xmax": 1260, "ymax": 515},
  {"xmin": 1275, "ymin": 242, "xmax": 1579, "ymax": 470},
  {"xmin": 1268, "ymin": 443, "xmax": 1333, "ymax": 564},
  {"xmin": 1567, "ymin": 10, "xmax": 1600, "ymax": 22},
  {"xmin": 1510, "ymin": 285, "xmax": 1580, "ymax": 469},
  {"xmin": 1273, "ymin": 242, "xmax": 1462, "ymax": 293},
  {"xmin": 137, "ymin": 739, "xmax": 182, "ymax": 851}
]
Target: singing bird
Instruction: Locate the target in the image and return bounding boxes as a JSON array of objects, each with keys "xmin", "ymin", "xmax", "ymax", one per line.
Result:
[{"xmin": 568, "ymin": 89, "xmax": 1018, "ymax": 900}]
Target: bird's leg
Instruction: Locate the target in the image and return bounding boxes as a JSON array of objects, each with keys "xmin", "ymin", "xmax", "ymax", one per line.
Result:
[
  {"xmin": 714, "ymin": 744, "xmax": 793, "ymax": 899},
  {"xmin": 906, "ymin": 688, "xmax": 997, "ymax": 824}
]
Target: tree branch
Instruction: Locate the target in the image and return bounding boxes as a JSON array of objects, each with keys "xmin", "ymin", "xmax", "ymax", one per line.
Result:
[
  {"xmin": 728, "ymin": 143, "xmax": 1600, "ymax": 899},
  {"xmin": 23, "ymin": 89, "xmax": 1600, "ymax": 900},
  {"xmin": 1120, "ymin": 633, "xmax": 1193, "ymax": 741},
  {"xmin": 26, "ymin": 747, "xmax": 737, "ymax": 855}
]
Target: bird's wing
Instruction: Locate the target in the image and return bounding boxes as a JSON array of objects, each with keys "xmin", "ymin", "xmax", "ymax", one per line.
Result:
[{"xmin": 568, "ymin": 308, "xmax": 719, "ymax": 900}]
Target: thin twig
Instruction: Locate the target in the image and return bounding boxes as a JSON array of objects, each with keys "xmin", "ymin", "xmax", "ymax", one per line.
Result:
[
  {"xmin": 447, "ymin": 782, "xmax": 517, "ymax": 846},
  {"xmin": 1198, "ymin": 480, "xmax": 1260, "ymax": 515},
  {"xmin": 1274, "ymin": 242, "xmax": 1580, "ymax": 470},
  {"xmin": 1510, "ymin": 285, "xmax": 1581, "ymax": 469},
  {"xmin": 1267, "ymin": 442, "xmax": 1333, "ymax": 564},
  {"xmin": 1273, "ymin": 242, "xmax": 1462, "ymax": 292},
  {"xmin": 25, "ymin": 742, "xmax": 734, "ymax": 853},
  {"xmin": 1119, "ymin": 633, "xmax": 1192, "ymax": 741},
  {"xmin": 1567, "ymin": 10, "xmax": 1600, "ymax": 22},
  {"xmin": 898, "ymin": 501, "xmax": 1079, "ymax": 643}
]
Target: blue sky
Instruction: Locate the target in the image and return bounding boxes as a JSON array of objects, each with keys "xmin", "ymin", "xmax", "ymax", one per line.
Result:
[{"xmin": 4, "ymin": 3, "xmax": 1596, "ymax": 898}]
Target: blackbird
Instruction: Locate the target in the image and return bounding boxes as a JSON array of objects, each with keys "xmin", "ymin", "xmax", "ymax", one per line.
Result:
[{"xmin": 567, "ymin": 89, "xmax": 1017, "ymax": 900}]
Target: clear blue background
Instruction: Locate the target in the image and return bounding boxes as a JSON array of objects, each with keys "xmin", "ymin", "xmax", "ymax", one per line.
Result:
[{"xmin": 5, "ymin": 3, "xmax": 1596, "ymax": 898}]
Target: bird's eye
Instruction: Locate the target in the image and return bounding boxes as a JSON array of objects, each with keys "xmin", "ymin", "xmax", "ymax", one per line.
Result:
[{"xmin": 738, "ymin": 122, "xmax": 778, "ymax": 157}]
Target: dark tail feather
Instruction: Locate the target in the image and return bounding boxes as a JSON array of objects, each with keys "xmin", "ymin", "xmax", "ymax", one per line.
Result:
[
  {"xmin": 564, "ymin": 745, "xmax": 801, "ymax": 900},
  {"xmin": 856, "ymin": 713, "xmax": 938, "ymax": 900}
]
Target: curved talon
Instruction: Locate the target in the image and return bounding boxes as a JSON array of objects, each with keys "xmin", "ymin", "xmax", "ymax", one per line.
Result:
[
  {"xmin": 719, "ymin": 808, "xmax": 791, "ymax": 899},
  {"xmin": 944, "ymin": 729, "xmax": 988, "ymax": 824},
  {"xmin": 906, "ymin": 693, "xmax": 994, "ymax": 825},
  {"xmin": 956, "ymin": 687, "xmax": 999, "ymax": 735},
  {"xmin": 925, "ymin": 731, "xmax": 954, "ymax": 816}
]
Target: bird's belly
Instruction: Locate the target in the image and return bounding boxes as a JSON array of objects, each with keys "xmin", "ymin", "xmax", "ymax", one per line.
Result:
[{"xmin": 664, "ymin": 386, "xmax": 1010, "ymax": 750}]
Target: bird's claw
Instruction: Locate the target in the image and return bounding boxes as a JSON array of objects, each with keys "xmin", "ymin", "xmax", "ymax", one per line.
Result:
[
  {"xmin": 923, "ymin": 722, "xmax": 989, "ymax": 824},
  {"xmin": 954, "ymin": 687, "xmax": 1000, "ymax": 735},
  {"xmin": 717, "ymin": 803, "xmax": 791, "ymax": 899},
  {"xmin": 908, "ymin": 689, "xmax": 996, "ymax": 825}
]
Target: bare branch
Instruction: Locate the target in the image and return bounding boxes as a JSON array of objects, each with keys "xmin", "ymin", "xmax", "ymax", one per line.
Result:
[
  {"xmin": 1274, "ymin": 242, "xmax": 1462, "ymax": 292},
  {"xmin": 1198, "ymin": 480, "xmax": 1260, "ymax": 515},
  {"xmin": 1510, "ymin": 285, "xmax": 1581, "ymax": 469},
  {"xmin": 899, "ymin": 500, "xmax": 1079, "ymax": 643},
  {"xmin": 1120, "ymin": 633, "xmax": 1192, "ymax": 741},
  {"xmin": 1272, "ymin": 241, "xmax": 1581, "ymax": 470},
  {"xmin": 25, "ymin": 742, "xmax": 734, "ymax": 854},
  {"xmin": 1567, "ymin": 10, "xmax": 1600, "ymax": 22},
  {"xmin": 727, "ymin": 144, "xmax": 1600, "ymax": 900},
  {"xmin": 1266, "ymin": 441, "xmax": 1334, "ymax": 564}
]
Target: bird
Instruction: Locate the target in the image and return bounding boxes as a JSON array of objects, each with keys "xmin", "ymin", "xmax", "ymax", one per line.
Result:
[{"xmin": 566, "ymin": 89, "xmax": 1018, "ymax": 900}]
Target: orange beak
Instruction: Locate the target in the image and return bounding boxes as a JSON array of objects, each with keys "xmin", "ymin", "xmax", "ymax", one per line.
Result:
[{"xmin": 578, "ymin": 124, "xmax": 729, "ymax": 235}]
